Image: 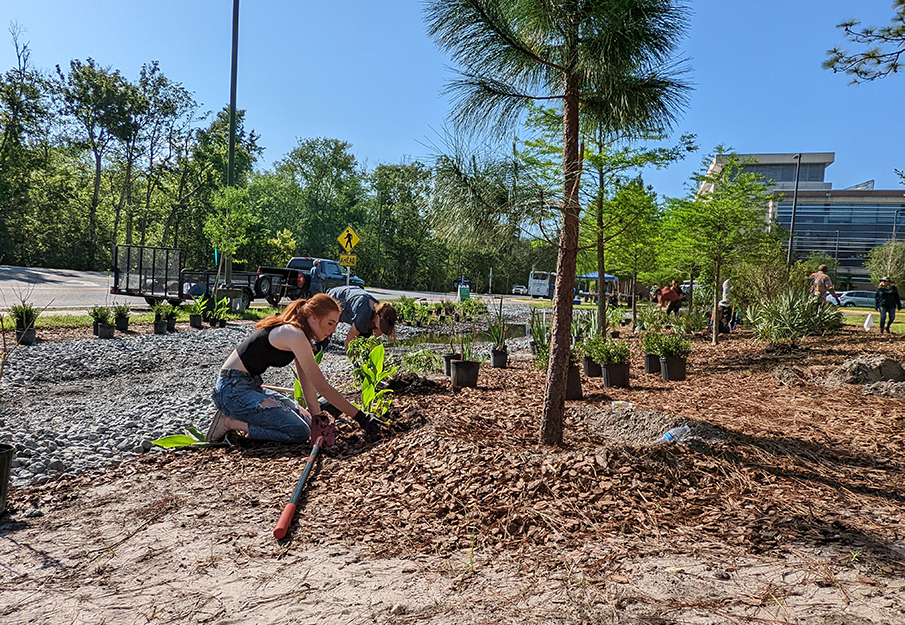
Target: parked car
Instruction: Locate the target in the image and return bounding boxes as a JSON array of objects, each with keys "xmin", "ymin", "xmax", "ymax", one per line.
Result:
[
  {"xmin": 512, "ymin": 284, "xmax": 528, "ymax": 295},
  {"xmin": 838, "ymin": 290, "xmax": 875, "ymax": 308}
]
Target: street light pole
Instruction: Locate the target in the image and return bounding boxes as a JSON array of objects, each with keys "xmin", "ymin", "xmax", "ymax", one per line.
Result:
[
  {"xmin": 224, "ymin": 0, "xmax": 240, "ymax": 287},
  {"xmin": 786, "ymin": 153, "xmax": 802, "ymax": 265}
]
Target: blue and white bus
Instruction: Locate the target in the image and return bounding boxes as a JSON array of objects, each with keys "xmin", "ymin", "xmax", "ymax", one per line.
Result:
[{"xmin": 528, "ymin": 271, "xmax": 556, "ymax": 299}]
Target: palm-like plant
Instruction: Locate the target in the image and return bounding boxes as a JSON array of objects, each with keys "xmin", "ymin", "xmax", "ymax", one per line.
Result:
[{"xmin": 426, "ymin": 0, "xmax": 690, "ymax": 446}]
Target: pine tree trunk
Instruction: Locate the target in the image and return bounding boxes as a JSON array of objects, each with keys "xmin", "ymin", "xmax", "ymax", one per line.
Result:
[{"xmin": 540, "ymin": 78, "xmax": 581, "ymax": 447}]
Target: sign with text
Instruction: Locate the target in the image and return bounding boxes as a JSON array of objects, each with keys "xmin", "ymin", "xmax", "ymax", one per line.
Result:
[
  {"xmin": 337, "ymin": 226, "xmax": 360, "ymax": 253},
  {"xmin": 339, "ymin": 254, "xmax": 357, "ymax": 267}
]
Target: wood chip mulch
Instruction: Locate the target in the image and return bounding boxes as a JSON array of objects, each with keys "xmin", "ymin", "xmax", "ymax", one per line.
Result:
[{"xmin": 14, "ymin": 326, "xmax": 905, "ymax": 576}]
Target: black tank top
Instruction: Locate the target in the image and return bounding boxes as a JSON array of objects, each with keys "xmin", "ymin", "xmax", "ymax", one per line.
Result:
[{"xmin": 236, "ymin": 326, "xmax": 295, "ymax": 376}]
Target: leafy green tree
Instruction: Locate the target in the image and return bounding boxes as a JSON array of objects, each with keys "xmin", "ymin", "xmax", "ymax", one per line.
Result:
[
  {"xmin": 824, "ymin": 2, "xmax": 905, "ymax": 83},
  {"xmin": 56, "ymin": 58, "xmax": 137, "ymax": 267},
  {"xmin": 866, "ymin": 240, "xmax": 905, "ymax": 286},
  {"xmin": 663, "ymin": 152, "xmax": 775, "ymax": 345},
  {"xmin": 204, "ymin": 186, "xmax": 256, "ymax": 268},
  {"xmin": 426, "ymin": 0, "xmax": 690, "ymax": 445},
  {"xmin": 603, "ymin": 180, "xmax": 660, "ymax": 324}
]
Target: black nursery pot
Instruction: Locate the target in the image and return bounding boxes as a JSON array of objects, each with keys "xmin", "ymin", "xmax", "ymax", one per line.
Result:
[
  {"xmin": 659, "ymin": 357, "xmax": 687, "ymax": 381},
  {"xmin": 443, "ymin": 353, "xmax": 462, "ymax": 376},
  {"xmin": 582, "ymin": 357, "xmax": 602, "ymax": 378},
  {"xmin": 97, "ymin": 323, "xmax": 115, "ymax": 339},
  {"xmin": 115, "ymin": 317, "xmax": 129, "ymax": 332},
  {"xmin": 643, "ymin": 354, "xmax": 661, "ymax": 374},
  {"xmin": 153, "ymin": 320, "xmax": 168, "ymax": 335},
  {"xmin": 490, "ymin": 348, "xmax": 508, "ymax": 368},
  {"xmin": 450, "ymin": 360, "xmax": 480, "ymax": 388},
  {"xmin": 566, "ymin": 364, "xmax": 583, "ymax": 400},
  {"xmin": 603, "ymin": 363, "xmax": 630, "ymax": 388},
  {"xmin": 189, "ymin": 314, "xmax": 203, "ymax": 329},
  {"xmin": 166, "ymin": 317, "xmax": 177, "ymax": 332}
]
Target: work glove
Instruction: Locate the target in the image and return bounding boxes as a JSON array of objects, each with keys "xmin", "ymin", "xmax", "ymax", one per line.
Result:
[
  {"xmin": 317, "ymin": 398, "xmax": 343, "ymax": 418},
  {"xmin": 354, "ymin": 410, "xmax": 383, "ymax": 439}
]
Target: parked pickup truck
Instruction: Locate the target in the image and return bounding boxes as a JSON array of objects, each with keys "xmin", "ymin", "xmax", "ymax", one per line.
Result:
[{"xmin": 255, "ymin": 257, "xmax": 364, "ymax": 305}]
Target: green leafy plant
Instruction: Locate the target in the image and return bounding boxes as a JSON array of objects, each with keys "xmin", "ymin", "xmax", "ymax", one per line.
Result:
[
  {"xmin": 185, "ymin": 296, "xmax": 208, "ymax": 316},
  {"xmin": 654, "ymin": 333, "xmax": 692, "ymax": 359},
  {"xmin": 152, "ymin": 425, "xmax": 226, "ymax": 449},
  {"xmin": 402, "ymin": 349, "xmax": 442, "ymax": 373},
  {"xmin": 637, "ymin": 304, "xmax": 666, "ymax": 332},
  {"xmin": 87, "ymin": 305, "xmax": 110, "ymax": 325},
  {"xmin": 458, "ymin": 328, "xmax": 476, "ymax": 362},
  {"xmin": 605, "ymin": 305, "xmax": 623, "ymax": 330},
  {"xmin": 578, "ymin": 334, "xmax": 607, "ymax": 362},
  {"xmin": 354, "ymin": 344, "xmax": 399, "ymax": 418},
  {"xmin": 487, "ymin": 298, "xmax": 507, "ymax": 350},
  {"xmin": 745, "ymin": 287, "xmax": 843, "ymax": 345},
  {"xmin": 165, "ymin": 303, "xmax": 179, "ymax": 320},
  {"xmin": 640, "ymin": 330, "xmax": 663, "ymax": 355},
  {"xmin": 670, "ymin": 311, "xmax": 706, "ymax": 335},
  {"xmin": 151, "ymin": 301, "xmax": 168, "ymax": 318},
  {"xmin": 112, "ymin": 303, "xmax": 130, "ymax": 321},
  {"xmin": 571, "ymin": 309, "xmax": 597, "ymax": 340},
  {"xmin": 595, "ymin": 339, "xmax": 631, "ymax": 365},
  {"xmin": 211, "ymin": 297, "xmax": 230, "ymax": 320},
  {"xmin": 529, "ymin": 308, "xmax": 551, "ymax": 370},
  {"xmin": 292, "ymin": 348, "xmax": 325, "ymax": 407},
  {"xmin": 347, "ymin": 336, "xmax": 383, "ymax": 368}
]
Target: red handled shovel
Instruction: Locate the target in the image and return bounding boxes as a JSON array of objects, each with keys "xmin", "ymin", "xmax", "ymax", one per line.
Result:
[{"xmin": 273, "ymin": 435, "xmax": 323, "ymax": 540}]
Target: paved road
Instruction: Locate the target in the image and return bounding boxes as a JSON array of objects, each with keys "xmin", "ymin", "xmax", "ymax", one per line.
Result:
[
  {"xmin": 0, "ymin": 265, "xmax": 522, "ymax": 314},
  {"xmin": 0, "ymin": 266, "xmax": 114, "ymax": 311}
]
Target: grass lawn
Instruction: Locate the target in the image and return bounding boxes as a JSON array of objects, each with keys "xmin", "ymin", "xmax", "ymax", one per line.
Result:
[{"xmin": 840, "ymin": 307, "xmax": 905, "ymax": 334}]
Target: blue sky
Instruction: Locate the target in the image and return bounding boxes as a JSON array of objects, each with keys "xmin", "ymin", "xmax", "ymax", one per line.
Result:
[{"xmin": 2, "ymin": 0, "xmax": 903, "ymax": 199}]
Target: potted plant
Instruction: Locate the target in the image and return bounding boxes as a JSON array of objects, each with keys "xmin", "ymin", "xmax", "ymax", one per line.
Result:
[
  {"xmin": 450, "ymin": 331, "xmax": 480, "ymax": 388},
  {"xmin": 488, "ymin": 298, "xmax": 508, "ymax": 368},
  {"xmin": 528, "ymin": 308, "xmax": 549, "ymax": 356},
  {"xmin": 165, "ymin": 304, "xmax": 179, "ymax": 332},
  {"xmin": 112, "ymin": 303, "xmax": 130, "ymax": 332},
  {"xmin": 88, "ymin": 305, "xmax": 110, "ymax": 336},
  {"xmin": 442, "ymin": 335, "xmax": 462, "ymax": 376},
  {"xmin": 641, "ymin": 330, "xmax": 663, "ymax": 374},
  {"xmin": 151, "ymin": 302, "xmax": 168, "ymax": 334},
  {"xmin": 655, "ymin": 333, "xmax": 692, "ymax": 381},
  {"xmin": 212, "ymin": 297, "xmax": 230, "ymax": 328},
  {"xmin": 186, "ymin": 296, "xmax": 207, "ymax": 329},
  {"xmin": 10, "ymin": 302, "xmax": 39, "ymax": 345},
  {"xmin": 606, "ymin": 306, "xmax": 623, "ymax": 338},
  {"xmin": 578, "ymin": 334, "xmax": 605, "ymax": 378},
  {"xmin": 596, "ymin": 339, "xmax": 631, "ymax": 388},
  {"xmin": 565, "ymin": 349, "xmax": 583, "ymax": 400}
]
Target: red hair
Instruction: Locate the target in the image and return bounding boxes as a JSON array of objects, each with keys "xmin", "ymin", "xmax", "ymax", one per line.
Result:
[{"xmin": 256, "ymin": 294, "xmax": 340, "ymax": 340}]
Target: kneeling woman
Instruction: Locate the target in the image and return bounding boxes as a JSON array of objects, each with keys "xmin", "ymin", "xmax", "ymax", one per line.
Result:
[{"xmin": 208, "ymin": 294, "xmax": 380, "ymax": 443}]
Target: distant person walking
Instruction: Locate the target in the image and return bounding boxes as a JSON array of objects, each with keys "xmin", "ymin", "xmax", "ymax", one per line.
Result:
[
  {"xmin": 810, "ymin": 264, "xmax": 839, "ymax": 303},
  {"xmin": 875, "ymin": 277, "xmax": 902, "ymax": 335}
]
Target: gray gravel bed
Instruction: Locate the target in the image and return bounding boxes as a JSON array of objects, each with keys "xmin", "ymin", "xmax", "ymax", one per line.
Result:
[{"xmin": 0, "ymin": 300, "xmax": 535, "ymax": 489}]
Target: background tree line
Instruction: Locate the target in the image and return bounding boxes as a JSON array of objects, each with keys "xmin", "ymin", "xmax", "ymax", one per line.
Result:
[{"xmin": 0, "ymin": 30, "xmax": 551, "ymax": 292}]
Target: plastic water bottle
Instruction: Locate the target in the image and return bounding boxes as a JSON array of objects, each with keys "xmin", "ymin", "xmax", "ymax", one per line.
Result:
[{"xmin": 656, "ymin": 425, "xmax": 690, "ymax": 444}]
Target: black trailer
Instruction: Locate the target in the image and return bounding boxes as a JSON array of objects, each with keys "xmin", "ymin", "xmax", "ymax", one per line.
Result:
[{"xmin": 111, "ymin": 245, "xmax": 272, "ymax": 310}]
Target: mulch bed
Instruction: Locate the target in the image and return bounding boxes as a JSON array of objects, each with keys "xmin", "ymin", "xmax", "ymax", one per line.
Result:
[{"xmin": 11, "ymin": 326, "xmax": 905, "ymax": 579}]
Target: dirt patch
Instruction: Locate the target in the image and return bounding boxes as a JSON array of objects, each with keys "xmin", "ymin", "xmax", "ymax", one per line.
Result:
[
  {"xmin": 387, "ymin": 371, "xmax": 450, "ymax": 396},
  {"xmin": 824, "ymin": 353, "xmax": 905, "ymax": 387},
  {"xmin": 3, "ymin": 326, "xmax": 905, "ymax": 623}
]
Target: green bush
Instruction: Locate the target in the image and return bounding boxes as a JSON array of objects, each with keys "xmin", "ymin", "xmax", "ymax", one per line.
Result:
[
  {"xmin": 582, "ymin": 336, "xmax": 630, "ymax": 364},
  {"xmin": 654, "ymin": 333, "xmax": 692, "ymax": 359},
  {"xmin": 112, "ymin": 303, "xmax": 131, "ymax": 320},
  {"xmin": 670, "ymin": 311, "xmax": 706, "ymax": 335},
  {"xmin": 637, "ymin": 304, "xmax": 666, "ymax": 332},
  {"xmin": 87, "ymin": 305, "xmax": 110, "ymax": 324},
  {"xmin": 402, "ymin": 349, "xmax": 442, "ymax": 373},
  {"xmin": 745, "ymin": 288, "xmax": 843, "ymax": 344},
  {"xmin": 640, "ymin": 330, "xmax": 663, "ymax": 355}
]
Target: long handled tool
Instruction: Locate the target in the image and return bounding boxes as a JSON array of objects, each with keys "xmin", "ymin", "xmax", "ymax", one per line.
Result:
[{"xmin": 273, "ymin": 435, "xmax": 323, "ymax": 540}]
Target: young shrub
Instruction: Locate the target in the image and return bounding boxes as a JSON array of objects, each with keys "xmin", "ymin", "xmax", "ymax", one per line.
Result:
[
  {"xmin": 745, "ymin": 287, "xmax": 843, "ymax": 345},
  {"xmin": 640, "ymin": 330, "xmax": 663, "ymax": 355},
  {"xmin": 112, "ymin": 303, "xmax": 131, "ymax": 321},
  {"xmin": 487, "ymin": 297, "xmax": 507, "ymax": 350},
  {"xmin": 402, "ymin": 349, "xmax": 442, "ymax": 374},
  {"xmin": 87, "ymin": 305, "xmax": 110, "ymax": 325},
  {"xmin": 655, "ymin": 333, "xmax": 692, "ymax": 359},
  {"xmin": 597, "ymin": 339, "xmax": 631, "ymax": 365}
]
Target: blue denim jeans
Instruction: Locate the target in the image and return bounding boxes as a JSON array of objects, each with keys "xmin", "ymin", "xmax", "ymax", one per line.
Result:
[
  {"xmin": 879, "ymin": 307, "xmax": 896, "ymax": 331},
  {"xmin": 212, "ymin": 369, "xmax": 310, "ymax": 443}
]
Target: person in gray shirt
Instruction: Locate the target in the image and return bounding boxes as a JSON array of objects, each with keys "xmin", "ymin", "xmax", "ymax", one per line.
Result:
[{"xmin": 326, "ymin": 285, "xmax": 397, "ymax": 349}]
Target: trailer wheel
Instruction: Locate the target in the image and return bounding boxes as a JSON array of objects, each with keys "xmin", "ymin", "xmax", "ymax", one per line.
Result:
[
  {"xmin": 266, "ymin": 290, "xmax": 282, "ymax": 307},
  {"xmin": 240, "ymin": 289, "xmax": 252, "ymax": 311},
  {"xmin": 145, "ymin": 297, "xmax": 161, "ymax": 307},
  {"xmin": 256, "ymin": 275, "xmax": 272, "ymax": 297},
  {"xmin": 168, "ymin": 298, "xmax": 183, "ymax": 307}
]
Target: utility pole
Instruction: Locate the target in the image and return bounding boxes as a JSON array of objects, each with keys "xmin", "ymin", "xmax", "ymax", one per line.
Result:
[
  {"xmin": 225, "ymin": 0, "xmax": 240, "ymax": 287},
  {"xmin": 786, "ymin": 153, "xmax": 801, "ymax": 265}
]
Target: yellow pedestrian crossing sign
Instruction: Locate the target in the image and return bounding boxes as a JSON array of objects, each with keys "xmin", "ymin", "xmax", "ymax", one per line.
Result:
[{"xmin": 338, "ymin": 226, "xmax": 360, "ymax": 253}]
